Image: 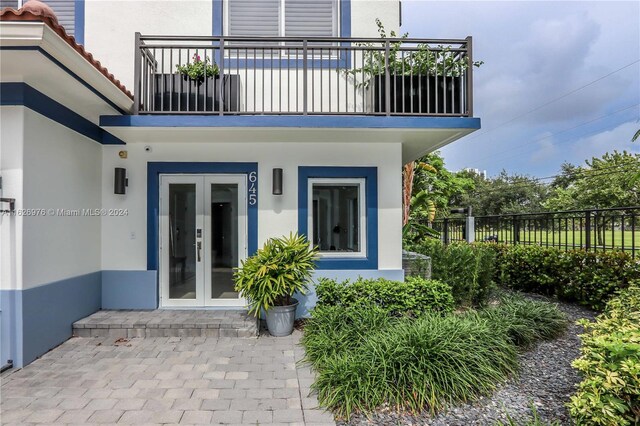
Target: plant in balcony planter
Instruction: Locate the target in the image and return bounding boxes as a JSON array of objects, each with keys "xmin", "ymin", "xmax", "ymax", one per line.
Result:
[
  {"xmin": 347, "ymin": 19, "xmax": 483, "ymax": 114},
  {"xmin": 234, "ymin": 233, "xmax": 318, "ymax": 337},
  {"xmin": 175, "ymin": 53, "xmax": 219, "ymax": 84}
]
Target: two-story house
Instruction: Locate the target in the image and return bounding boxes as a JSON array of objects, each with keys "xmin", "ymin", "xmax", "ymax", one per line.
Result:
[{"xmin": 0, "ymin": 0, "xmax": 480, "ymax": 369}]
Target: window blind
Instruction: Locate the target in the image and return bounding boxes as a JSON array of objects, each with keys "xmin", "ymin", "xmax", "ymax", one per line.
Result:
[
  {"xmin": 42, "ymin": 0, "xmax": 75, "ymax": 36},
  {"xmin": 0, "ymin": 1, "xmax": 19, "ymax": 9},
  {"xmin": 228, "ymin": 0, "xmax": 280, "ymax": 37},
  {"xmin": 227, "ymin": 0, "xmax": 338, "ymax": 37},
  {"xmin": 285, "ymin": 0, "xmax": 336, "ymax": 37}
]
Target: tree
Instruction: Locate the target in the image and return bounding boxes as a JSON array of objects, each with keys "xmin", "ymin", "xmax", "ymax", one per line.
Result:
[
  {"xmin": 545, "ymin": 151, "xmax": 640, "ymax": 210},
  {"xmin": 545, "ymin": 151, "xmax": 640, "ymax": 247},
  {"xmin": 450, "ymin": 170, "xmax": 549, "ymax": 216},
  {"xmin": 402, "ymin": 152, "xmax": 474, "ymax": 240}
]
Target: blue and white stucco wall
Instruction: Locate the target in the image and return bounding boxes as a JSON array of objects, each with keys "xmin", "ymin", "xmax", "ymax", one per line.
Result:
[
  {"xmin": 100, "ymin": 140, "xmax": 405, "ymax": 317},
  {"xmin": 0, "ymin": 106, "xmax": 104, "ymax": 368}
]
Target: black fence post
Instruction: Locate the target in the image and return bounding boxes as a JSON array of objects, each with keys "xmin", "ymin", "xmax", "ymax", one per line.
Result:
[
  {"xmin": 443, "ymin": 218, "xmax": 449, "ymax": 245},
  {"xmin": 585, "ymin": 210, "xmax": 591, "ymax": 251},
  {"xmin": 512, "ymin": 215, "xmax": 519, "ymax": 245}
]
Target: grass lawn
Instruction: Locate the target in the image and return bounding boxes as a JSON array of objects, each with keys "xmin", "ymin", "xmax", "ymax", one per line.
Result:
[{"xmin": 472, "ymin": 229, "xmax": 640, "ymax": 254}]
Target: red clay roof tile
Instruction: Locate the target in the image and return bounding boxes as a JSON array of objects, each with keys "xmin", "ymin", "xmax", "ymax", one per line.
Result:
[{"xmin": 1, "ymin": 5, "xmax": 133, "ymax": 100}]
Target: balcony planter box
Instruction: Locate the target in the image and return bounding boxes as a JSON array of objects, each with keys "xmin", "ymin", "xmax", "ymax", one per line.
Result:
[
  {"xmin": 369, "ymin": 75, "xmax": 462, "ymax": 115},
  {"xmin": 152, "ymin": 74, "xmax": 241, "ymax": 112}
]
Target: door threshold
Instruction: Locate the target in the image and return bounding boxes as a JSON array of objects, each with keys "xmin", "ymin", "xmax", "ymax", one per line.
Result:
[{"xmin": 159, "ymin": 306, "xmax": 248, "ymax": 311}]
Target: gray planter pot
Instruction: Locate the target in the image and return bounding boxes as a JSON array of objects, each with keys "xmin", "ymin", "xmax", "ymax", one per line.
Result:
[{"xmin": 265, "ymin": 299, "xmax": 298, "ymax": 337}]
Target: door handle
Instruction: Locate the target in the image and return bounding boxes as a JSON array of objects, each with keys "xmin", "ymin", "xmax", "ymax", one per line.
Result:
[{"xmin": 197, "ymin": 241, "xmax": 202, "ymax": 262}]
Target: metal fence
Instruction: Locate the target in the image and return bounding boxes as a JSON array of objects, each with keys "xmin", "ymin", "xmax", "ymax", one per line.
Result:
[
  {"xmin": 431, "ymin": 206, "xmax": 640, "ymax": 258},
  {"xmin": 133, "ymin": 33, "xmax": 474, "ymax": 116}
]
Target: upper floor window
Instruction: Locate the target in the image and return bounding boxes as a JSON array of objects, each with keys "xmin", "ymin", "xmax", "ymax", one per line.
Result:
[{"xmin": 226, "ymin": 0, "xmax": 339, "ymax": 38}]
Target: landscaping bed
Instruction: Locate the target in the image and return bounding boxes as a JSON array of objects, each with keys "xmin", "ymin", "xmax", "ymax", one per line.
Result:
[{"xmin": 337, "ymin": 295, "xmax": 596, "ymax": 425}]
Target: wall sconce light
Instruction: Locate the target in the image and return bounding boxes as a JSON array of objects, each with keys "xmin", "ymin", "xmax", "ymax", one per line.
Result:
[
  {"xmin": 114, "ymin": 167, "xmax": 128, "ymax": 194},
  {"xmin": 272, "ymin": 168, "xmax": 283, "ymax": 195}
]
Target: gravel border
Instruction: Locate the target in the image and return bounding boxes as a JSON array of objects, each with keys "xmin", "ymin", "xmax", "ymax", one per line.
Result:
[{"xmin": 337, "ymin": 296, "xmax": 596, "ymax": 426}]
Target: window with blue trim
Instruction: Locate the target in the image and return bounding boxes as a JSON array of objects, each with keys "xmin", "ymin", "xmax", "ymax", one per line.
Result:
[
  {"xmin": 225, "ymin": 0, "xmax": 339, "ymax": 37},
  {"xmin": 310, "ymin": 178, "xmax": 365, "ymax": 257},
  {"xmin": 298, "ymin": 166, "xmax": 378, "ymax": 270}
]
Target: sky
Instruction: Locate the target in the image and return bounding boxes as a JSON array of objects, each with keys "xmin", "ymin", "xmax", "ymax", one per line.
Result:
[{"xmin": 401, "ymin": 0, "xmax": 640, "ymax": 178}]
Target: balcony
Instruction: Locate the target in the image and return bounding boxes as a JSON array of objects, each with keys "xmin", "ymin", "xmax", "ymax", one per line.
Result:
[{"xmin": 133, "ymin": 34, "xmax": 475, "ymax": 117}]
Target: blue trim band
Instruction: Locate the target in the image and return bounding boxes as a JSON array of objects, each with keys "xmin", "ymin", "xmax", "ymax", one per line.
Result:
[
  {"xmin": 0, "ymin": 46, "xmax": 128, "ymax": 114},
  {"xmin": 1, "ymin": 83, "xmax": 125, "ymax": 145},
  {"xmin": 146, "ymin": 162, "xmax": 259, "ymax": 271},
  {"xmin": 298, "ymin": 166, "xmax": 378, "ymax": 270},
  {"xmin": 101, "ymin": 114, "xmax": 480, "ymax": 130},
  {"xmin": 74, "ymin": 0, "xmax": 85, "ymax": 45}
]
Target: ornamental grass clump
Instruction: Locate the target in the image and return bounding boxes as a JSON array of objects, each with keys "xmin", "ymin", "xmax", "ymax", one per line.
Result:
[
  {"xmin": 301, "ymin": 304, "xmax": 393, "ymax": 369},
  {"xmin": 311, "ymin": 313, "xmax": 519, "ymax": 418},
  {"xmin": 476, "ymin": 294, "xmax": 569, "ymax": 348}
]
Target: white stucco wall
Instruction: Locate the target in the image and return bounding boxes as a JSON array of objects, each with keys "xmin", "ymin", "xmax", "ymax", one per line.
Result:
[
  {"xmin": 83, "ymin": 0, "xmax": 401, "ymax": 92},
  {"xmin": 0, "ymin": 107, "xmax": 24, "ymax": 292},
  {"xmin": 20, "ymin": 109, "xmax": 103, "ymax": 290},
  {"xmin": 101, "ymin": 141, "xmax": 403, "ymax": 271}
]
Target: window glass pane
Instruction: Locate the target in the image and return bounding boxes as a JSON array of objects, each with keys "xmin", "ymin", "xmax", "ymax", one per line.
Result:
[
  {"xmin": 312, "ymin": 184, "xmax": 360, "ymax": 252},
  {"xmin": 228, "ymin": 0, "xmax": 280, "ymax": 37},
  {"xmin": 210, "ymin": 183, "xmax": 240, "ymax": 299},
  {"xmin": 285, "ymin": 0, "xmax": 337, "ymax": 37}
]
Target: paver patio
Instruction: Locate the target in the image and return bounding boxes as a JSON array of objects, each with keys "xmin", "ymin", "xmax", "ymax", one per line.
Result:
[{"xmin": 0, "ymin": 330, "xmax": 335, "ymax": 425}]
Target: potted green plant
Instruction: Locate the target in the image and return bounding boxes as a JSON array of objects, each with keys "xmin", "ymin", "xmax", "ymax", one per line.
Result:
[
  {"xmin": 154, "ymin": 53, "xmax": 240, "ymax": 112},
  {"xmin": 234, "ymin": 233, "xmax": 318, "ymax": 337},
  {"xmin": 348, "ymin": 19, "xmax": 483, "ymax": 114}
]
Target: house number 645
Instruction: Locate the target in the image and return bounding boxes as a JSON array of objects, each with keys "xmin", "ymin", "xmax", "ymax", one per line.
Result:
[{"xmin": 248, "ymin": 172, "xmax": 257, "ymax": 206}]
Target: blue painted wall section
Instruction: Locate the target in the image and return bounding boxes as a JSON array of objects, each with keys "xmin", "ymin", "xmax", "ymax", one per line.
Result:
[
  {"xmin": 298, "ymin": 166, "xmax": 378, "ymax": 270},
  {"xmin": 0, "ymin": 82, "xmax": 125, "ymax": 145},
  {"xmin": 74, "ymin": 0, "xmax": 85, "ymax": 45},
  {"xmin": 102, "ymin": 271, "xmax": 158, "ymax": 310},
  {"xmin": 295, "ymin": 269, "xmax": 404, "ymax": 317},
  {"xmin": 20, "ymin": 272, "xmax": 101, "ymax": 367},
  {"xmin": 146, "ymin": 162, "xmax": 259, "ymax": 272},
  {"xmin": 0, "ymin": 290, "xmax": 22, "ymax": 369}
]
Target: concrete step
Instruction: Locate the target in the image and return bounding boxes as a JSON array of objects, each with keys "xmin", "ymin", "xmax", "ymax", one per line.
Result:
[{"xmin": 73, "ymin": 309, "xmax": 258, "ymax": 338}]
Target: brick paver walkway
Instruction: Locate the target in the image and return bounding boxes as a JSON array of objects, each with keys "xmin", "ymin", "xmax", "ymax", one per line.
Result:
[{"xmin": 0, "ymin": 331, "xmax": 335, "ymax": 425}]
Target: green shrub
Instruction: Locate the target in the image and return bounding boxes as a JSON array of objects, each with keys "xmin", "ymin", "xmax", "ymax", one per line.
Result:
[
  {"xmin": 408, "ymin": 239, "xmax": 496, "ymax": 306},
  {"xmin": 476, "ymin": 294, "xmax": 568, "ymax": 348},
  {"xmin": 493, "ymin": 245, "xmax": 640, "ymax": 310},
  {"xmin": 311, "ymin": 312, "xmax": 519, "ymax": 417},
  {"xmin": 234, "ymin": 233, "xmax": 317, "ymax": 316},
  {"xmin": 568, "ymin": 284, "xmax": 640, "ymax": 426},
  {"xmin": 315, "ymin": 276, "xmax": 455, "ymax": 316}
]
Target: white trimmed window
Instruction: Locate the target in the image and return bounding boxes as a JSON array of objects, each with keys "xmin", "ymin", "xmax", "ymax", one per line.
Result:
[
  {"xmin": 309, "ymin": 178, "xmax": 366, "ymax": 257},
  {"xmin": 226, "ymin": 0, "xmax": 339, "ymax": 38}
]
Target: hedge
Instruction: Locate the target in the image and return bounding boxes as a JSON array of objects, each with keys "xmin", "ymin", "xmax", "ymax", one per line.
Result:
[
  {"xmin": 491, "ymin": 244, "xmax": 640, "ymax": 311},
  {"xmin": 315, "ymin": 276, "xmax": 455, "ymax": 316},
  {"xmin": 406, "ymin": 239, "xmax": 496, "ymax": 306}
]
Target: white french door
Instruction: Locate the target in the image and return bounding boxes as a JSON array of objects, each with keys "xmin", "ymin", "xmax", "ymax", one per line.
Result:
[{"xmin": 160, "ymin": 174, "xmax": 247, "ymax": 307}]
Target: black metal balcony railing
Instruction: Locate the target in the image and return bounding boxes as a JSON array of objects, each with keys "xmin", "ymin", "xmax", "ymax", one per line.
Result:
[{"xmin": 133, "ymin": 33, "xmax": 474, "ymax": 116}]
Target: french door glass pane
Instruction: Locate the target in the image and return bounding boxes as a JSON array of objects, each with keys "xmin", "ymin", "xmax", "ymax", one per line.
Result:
[
  {"xmin": 210, "ymin": 183, "xmax": 240, "ymax": 299},
  {"xmin": 168, "ymin": 183, "xmax": 197, "ymax": 299}
]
